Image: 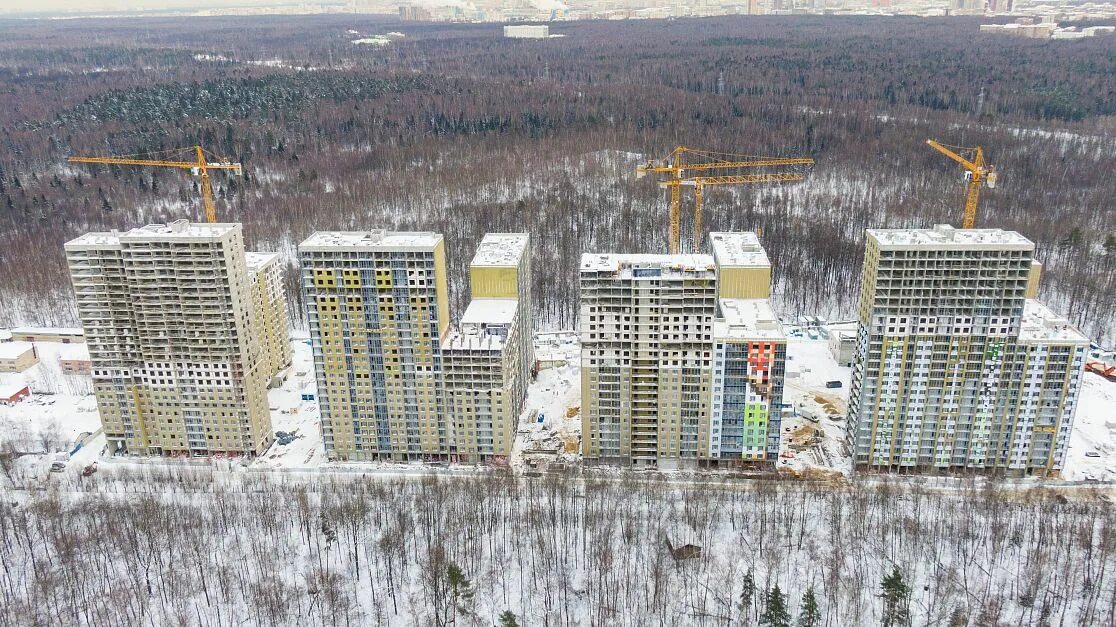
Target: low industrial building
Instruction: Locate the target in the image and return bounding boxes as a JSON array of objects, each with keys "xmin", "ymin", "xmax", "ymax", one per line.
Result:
[
  {"xmin": 504, "ymin": 24, "xmax": 549, "ymax": 38},
  {"xmin": 10, "ymin": 327, "xmax": 84, "ymax": 344},
  {"xmin": 0, "ymin": 383, "xmax": 30, "ymax": 405},
  {"xmin": 58, "ymin": 343, "xmax": 92, "ymax": 375},
  {"xmin": 0, "ymin": 342, "xmax": 39, "ymax": 373}
]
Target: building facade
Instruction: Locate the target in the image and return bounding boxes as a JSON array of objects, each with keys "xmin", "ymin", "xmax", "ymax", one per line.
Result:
[
  {"xmin": 579, "ymin": 254, "xmax": 718, "ymax": 468},
  {"xmin": 847, "ymin": 225, "xmax": 1088, "ymax": 476},
  {"xmin": 579, "ymin": 233, "xmax": 788, "ymax": 469},
  {"xmin": 443, "ymin": 233, "xmax": 533, "ymax": 463},
  {"xmin": 65, "ymin": 221, "xmax": 272, "ymax": 457},
  {"xmin": 299, "ymin": 230, "xmax": 451, "ymax": 461},
  {"xmin": 0, "ymin": 342, "xmax": 38, "ymax": 373},
  {"xmin": 246, "ymin": 252, "xmax": 293, "ymax": 387}
]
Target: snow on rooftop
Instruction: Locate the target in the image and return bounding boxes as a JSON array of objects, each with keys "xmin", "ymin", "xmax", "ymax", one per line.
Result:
[
  {"xmin": 471, "ymin": 233, "xmax": 528, "ymax": 267},
  {"xmin": 299, "ymin": 230, "xmax": 442, "ymax": 251},
  {"xmin": 715, "ymin": 299, "xmax": 785, "ymax": 341},
  {"xmin": 461, "ymin": 299, "xmax": 518, "ymax": 326},
  {"xmin": 245, "ymin": 252, "xmax": 280, "ymax": 271},
  {"xmin": 0, "ymin": 342, "xmax": 35, "ymax": 360},
  {"xmin": 580, "ymin": 253, "xmax": 716, "ymax": 273},
  {"xmin": 869, "ymin": 224, "xmax": 1033, "ymax": 250},
  {"xmin": 123, "ymin": 220, "xmax": 240, "ymax": 240},
  {"xmin": 66, "ymin": 221, "xmax": 240, "ymax": 250},
  {"xmin": 1018, "ymin": 299, "xmax": 1089, "ymax": 344},
  {"xmin": 56, "ymin": 343, "xmax": 90, "ymax": 361},
  {"xmin": 0, "ymin": 381, "xmax": 29, "ymax": 397},
  {"xmin": 11, "ymin": 327, "xmax": 83, "ymax": 336},
  {"xmin": 442, "ymin": 330, "xmax": 506, "ymax": 352},
  {"xmin": 708, "ymin": 232, "xmax": 770, "ymax": 267}
]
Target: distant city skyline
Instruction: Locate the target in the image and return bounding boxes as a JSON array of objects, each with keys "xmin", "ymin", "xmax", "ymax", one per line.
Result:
[{"xmin": 0, "ymin": 0, "xmax": 345, "ymax": 16}]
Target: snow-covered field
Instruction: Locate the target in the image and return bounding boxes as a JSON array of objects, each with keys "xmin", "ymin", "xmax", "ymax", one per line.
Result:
[{"xmin": 2, "ymin": 326, "xmax": 1115, "ymax": 485}]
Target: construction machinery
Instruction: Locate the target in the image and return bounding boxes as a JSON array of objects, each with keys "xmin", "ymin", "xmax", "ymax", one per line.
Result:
[
  {"xmin": 68, "ymin": 146, "xmax": 242, "ymax": 223},
  {"xmin": 926, "ymin": 139, "xmax": 997, "ymax": 229},
  {"xmin": 637, "ymin": 146, "xmax": 814, "ymax": 254}
]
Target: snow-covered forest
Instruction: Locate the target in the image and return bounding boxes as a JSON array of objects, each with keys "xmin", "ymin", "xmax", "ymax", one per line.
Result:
[
  {"xmin": 0, "ymin": 16, "xmax": 1113, "ymax": 341},
  {"xmin": 2, "ymin": 467, "xmax": 1114, "ymax": 626}
]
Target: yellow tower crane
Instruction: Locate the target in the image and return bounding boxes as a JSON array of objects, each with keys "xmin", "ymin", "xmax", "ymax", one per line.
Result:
[
  {"xmin": 926, "ymin": 139, "xmax": 997, "ymax": 229},
  {"xmin": 68, "ymin": 146, "xmax": 242, "ymax": 223},
  {"xmin": 637, "ymin": 146, "xmax": 814, "ymax": 254}
]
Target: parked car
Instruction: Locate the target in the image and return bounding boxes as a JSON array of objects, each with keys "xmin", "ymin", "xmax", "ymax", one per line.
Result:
[
  {"xmin": 1085, "ymin": 451, "xmax": 1101, "ymax": 458},
  {"xmin": 825, "ymin": 381, "xmax": 843, "ymax": 389},
  {"xmin": 49, "ymin": 461, "xmax": 65, "ymax": 473},
  {"xmin": 82, "ymin": 464, "xmax": 97, "ymax": 477}
]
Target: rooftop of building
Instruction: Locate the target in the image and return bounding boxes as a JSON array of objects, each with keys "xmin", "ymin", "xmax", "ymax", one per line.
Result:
[
  {"xmin": 66, "ymin": 220, "xmax": 241, "ymax": 249},
  {"xmin": 11, "ymin": 327, "xmax": 83, "ymax": 336},
  {"xmin": 868, "ymin": 224, "xmax": 1034, "ymax": 250},
  {"xmin": 442, "ymin": 330, "xmax": 507, "ymax": 352},
  {"xmin": 580, "ymin": 253, "xmax": 716, "ymax": 274},
  {"xmin": 714, "ymin": 299, "xmax": 786, "ymax": 341},
  {"xmin": 461, "ymin": 298, "xmax": 518, "ymax": 326},
  {"xmin": 245, "ymin": 252, "xmax": 281, "ymax": 271},
  {"xmin": 299, "ymin": 230, "xmax": 442, "ymax": 252},
  {"xmin": 471, "ymin": 233, "xmax": 529, "ymax": 267},
  {"xmin": 0, "ymin": 342, "xmax": 35, "ymax": 360},
  {"xmin": 56, "ymin": 343, "xmax": 90, "ymax": 361},
  {"xmin": 708, "ymin": 232, "xmax": 770, "ymax": 267},
  {"xmin": 1018, "ymin": 299, "xmax": 1090, "ymax": 344}
]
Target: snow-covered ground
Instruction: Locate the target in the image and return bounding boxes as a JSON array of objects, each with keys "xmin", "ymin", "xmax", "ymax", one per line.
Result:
[
  {"xmin": 779, "ymin": 333, "xmax": 854, "ymax": 476},
  {"xmin": 2, "ymin": 324, "xmax": 1115, "ymax": 484}
]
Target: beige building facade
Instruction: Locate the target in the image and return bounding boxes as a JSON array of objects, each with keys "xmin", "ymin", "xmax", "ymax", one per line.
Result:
[
  {"xmin": 246, "ymin": 252, "xmax": 293, "ymax": 387},
  {"xmin": 65, "ymin": 221, "xmax": 273, "ymax": 457},
  {"xmin": 299, "ymin": 230, "xmax": 451, "ymax": 461}
]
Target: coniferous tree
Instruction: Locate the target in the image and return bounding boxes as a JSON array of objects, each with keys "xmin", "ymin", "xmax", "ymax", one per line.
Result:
[
  {"xmin": 498, "ymin": 610, "xmax": 519, "ymax": 627},
  {"xmin": 760, "ymin": 583, "xmax": 791, "ymax": 627},
  {"xmin": 739, "ymin": 569, "xmax": 757, "ymax": 623},
  {"xmin": 880, "ymin": 566, "xmax": 911, "ymax": 627},
  {"xmin": 798, "ymin": 587, "xmax": 820, "ymax": 627}
]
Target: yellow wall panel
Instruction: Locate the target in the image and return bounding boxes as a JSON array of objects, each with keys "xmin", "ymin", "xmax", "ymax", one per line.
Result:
[
  {"xmin": 1026, "ymin": 260, "xmax": 1042, "ymax": 298},
  {"xmin": 470, "ymin": 266, "xmax": 519, "ymax": 299},
  {"xmin": 718, "ymin": 267, "xmax": 771, "ymax": 299}
]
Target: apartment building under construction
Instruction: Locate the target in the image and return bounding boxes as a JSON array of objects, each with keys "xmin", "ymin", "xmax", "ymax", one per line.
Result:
[
  {"xmin": 246, "ymin": 252, "xmax": 293, "ymax": 387},
  {"xmin": 65, "ymin": 221, "xmax": 273, "ymax": 457},
  {"xmin": 443, "ymin": 234, "xmax": 532, "ymax": 462},
  {"xmin": 579, "ymin": 232, "xmax": 786, "ymax": 468},
  {"xmin": 299, "ymin": 230, "xmax": 451, "ymax": 461},
  {"xmin": 847, "ymin": 225, "xmax": 1088, "ymax": 476}
]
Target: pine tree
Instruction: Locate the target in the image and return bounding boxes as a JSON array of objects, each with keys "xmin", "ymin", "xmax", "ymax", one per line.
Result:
[
  {"xmin": 880, "ymin": 566, "xmax": 911, "ymax": 627},
  {"xmin": 498, "ymin": 610, "xmax": 519, "ymax": 627},
  {"xmin": 446, "ymin": 562, "xmax": 475, "ymax": 624},
  {"xmin": 760, "ymin": 583, "xmax": 791, "ymax": 627},
  {"xmin": 798, "ymin": 587, "xmax": 821, "ymax": 627},
  {"xmin": 739, "ymin": 569, "xmax": 756, "ymax": 622}
]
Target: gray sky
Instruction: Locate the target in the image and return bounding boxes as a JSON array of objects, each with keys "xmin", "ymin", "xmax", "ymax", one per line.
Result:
[{"xmin": 0, "ymin": 0, "xmax": 318, "ymax": 15}]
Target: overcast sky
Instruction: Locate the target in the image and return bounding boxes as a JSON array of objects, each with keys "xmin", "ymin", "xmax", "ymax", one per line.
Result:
[{"xmin": 0, "ymin": 0, "xmax": 315, "ymax": 15}]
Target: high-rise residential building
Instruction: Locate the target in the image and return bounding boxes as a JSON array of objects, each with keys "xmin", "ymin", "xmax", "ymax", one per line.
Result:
[
  {"xmin": 847, "ymin": 224, "xmax": 1088, "ymax": 476},
  {"xmin": 579, "ymin": 233, "xmax": 788, "ymax": 469},
  {"xmin": 443, "ymin": 233, "xmax": 532, "ymax": 463},
  {"xmin": 65, "ymin": 221, "xmax": 272, "ymax": 457},
  {"xmin": 298, "ymin": 230, "xmax": 451, "ymax": 461},
  {"xmin": 246, "ymin": 252, "xmax": 292, "ymax": 387},
  {"xmin": 708, "ymin": 233, "xmax": 787, "ymax": 464},
  {"xmin": 580, "ymin": 254, "xmax": 718, "ymax": 468},
  {"xmin": 469, "ymin": 233, "xmax": 535, "ymax": 377}
]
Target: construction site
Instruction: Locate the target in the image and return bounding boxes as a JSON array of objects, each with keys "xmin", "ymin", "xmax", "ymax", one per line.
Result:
[{"xmin": 0, "ymin": 136, "xmax": 1111, "ymax": 484}]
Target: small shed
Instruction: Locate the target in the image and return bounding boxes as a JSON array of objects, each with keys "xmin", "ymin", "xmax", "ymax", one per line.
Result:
[{"xmin": 0, "ymin": 383, "xmax": 30, "ymax": 405}]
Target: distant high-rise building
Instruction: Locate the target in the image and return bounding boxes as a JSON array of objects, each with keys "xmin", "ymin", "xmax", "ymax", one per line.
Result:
[
  {"xmin": 443, "ymin": 233, "xmax": 533, "ymax": 463},
  {"xmin": 65, "ymin": 221, "xmax": 272, "ymax": 457},
  {"xmin": 847, "ymin": 225, "xmax": 1088, "ymax": 476},
  {"xmin": 246, "ymin": 252, "xmax": 292, "ymax": 387},
  {"xmin": 579, "ymin": 232, "xmax": 786, "ymax": 469},
  {"xmin": 299, "ymin": 230, "xmax": 451, "ymax": 461}
]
